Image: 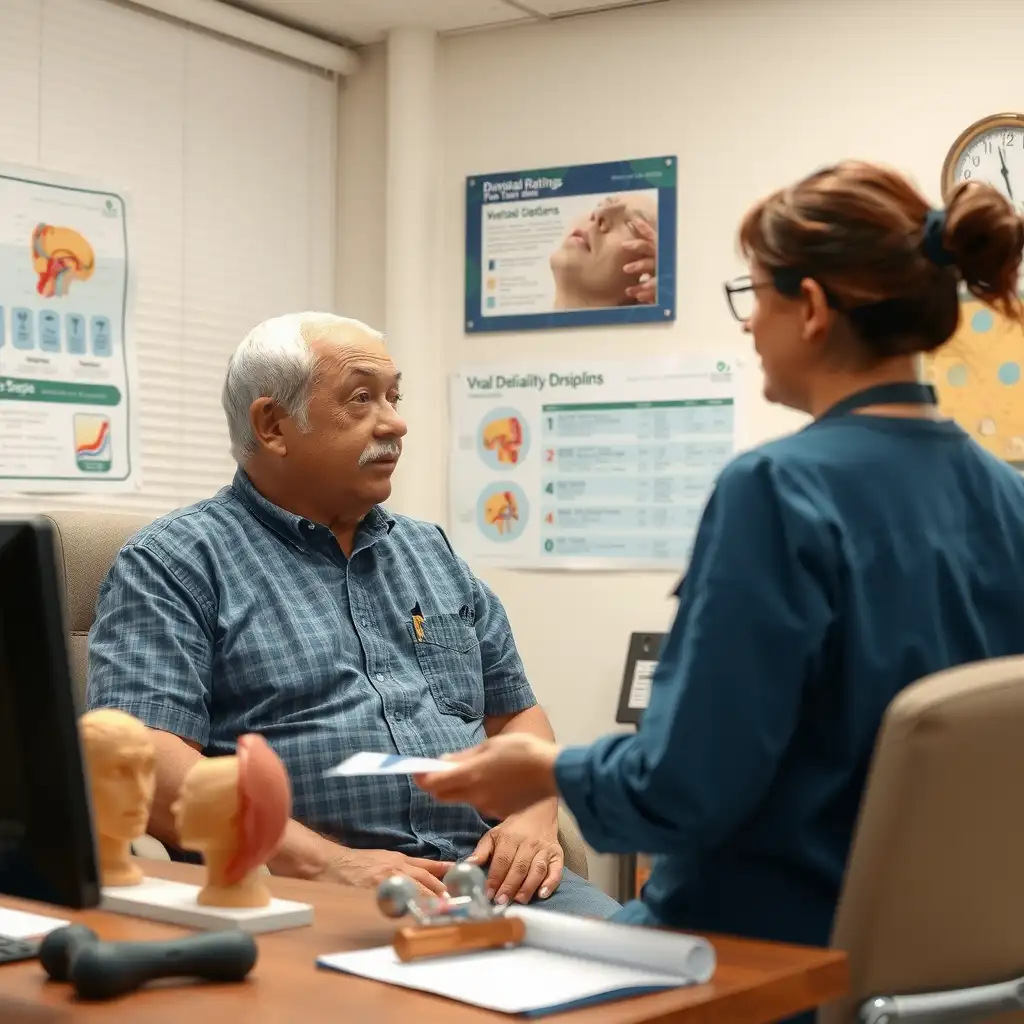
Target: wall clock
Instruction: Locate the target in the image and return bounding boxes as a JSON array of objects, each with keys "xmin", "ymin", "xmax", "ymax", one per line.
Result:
[
  {"xmin": 941, "ymin": 112, "xmax": 1024, "ymax": 205},
  {"xmin": 929, "ymin": 112, "xmax": 1024, "ymax": 468}
]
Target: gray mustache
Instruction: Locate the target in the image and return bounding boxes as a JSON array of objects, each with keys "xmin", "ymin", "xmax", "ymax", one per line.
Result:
[{"xmin": 359, "ymin": 441, "xmax": 402, "ymax": 466}]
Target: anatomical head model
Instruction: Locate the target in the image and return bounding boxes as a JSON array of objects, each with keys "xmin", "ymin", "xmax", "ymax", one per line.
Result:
[
  {"xmin": 79, "ymin": 709, "xmax": 156, "ymax": 888},
  {"xmin": 172, "ymin": 734, "xmax": 291, "ymax": 908}
]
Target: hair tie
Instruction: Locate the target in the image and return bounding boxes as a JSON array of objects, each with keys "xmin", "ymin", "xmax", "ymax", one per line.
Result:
[{"xmin": 921, "ymin": 209, "xmax": 955, "ymax": 268}]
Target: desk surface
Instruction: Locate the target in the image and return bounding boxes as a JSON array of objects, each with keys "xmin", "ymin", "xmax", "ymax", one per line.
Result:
[{"xmin": 0, "ymin": 860, "xmax": 848, "ymax": 1023}]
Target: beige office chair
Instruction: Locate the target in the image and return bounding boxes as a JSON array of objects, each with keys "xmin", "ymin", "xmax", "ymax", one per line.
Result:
[
  {"xmin": 43, "ymin": 511, "xmax": 171, "ymax": 862},
  {"xmin": 821, "ymin": 657, "xmax": 1024, "ymax": 1024},
  {"xmin": 43, "ymin": 510, "xmax": 153, "ymax": 706},
  {"xmin": 41, "ymin": 510, "xmax": 590, "ymax": 880}
]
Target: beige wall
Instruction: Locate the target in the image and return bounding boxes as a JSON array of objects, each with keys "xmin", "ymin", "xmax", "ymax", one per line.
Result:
[{"xmin": 336, "ymin": 0, "xmax": 1024, "ymax": 894}]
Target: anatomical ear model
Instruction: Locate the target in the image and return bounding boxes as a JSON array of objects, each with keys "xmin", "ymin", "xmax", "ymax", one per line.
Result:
[{"xmin": 172, "ymin": 734, "xmax": 291, "ymax": 908}]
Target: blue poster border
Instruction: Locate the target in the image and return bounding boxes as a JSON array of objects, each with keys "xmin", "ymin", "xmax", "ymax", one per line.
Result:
[{"xmin": 465, "ymin": 156, "xmax": 677, "ymax": 334}]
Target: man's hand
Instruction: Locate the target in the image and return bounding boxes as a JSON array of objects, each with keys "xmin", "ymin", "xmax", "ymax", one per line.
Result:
[
  {"xmin": 468, "ymin": 805, "xmax": 563, "ymax": 906},
  {"xmin": 317, "ymin": 848, "xmax": 454, "ymax": 899}
]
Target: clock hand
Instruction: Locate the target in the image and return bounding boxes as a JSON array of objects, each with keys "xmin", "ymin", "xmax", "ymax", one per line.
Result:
[{"xmin": 999, "ymin": 145, "xmax": 1014, "ymax": 200}]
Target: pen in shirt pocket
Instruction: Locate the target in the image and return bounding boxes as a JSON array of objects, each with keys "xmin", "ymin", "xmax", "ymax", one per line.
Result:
[{"xmin": 411, "ymin": 601, "xmax": 425, "ymax": 642}]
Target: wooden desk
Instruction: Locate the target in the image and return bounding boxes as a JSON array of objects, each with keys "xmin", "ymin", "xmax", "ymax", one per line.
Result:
[{"xmin": 0, "ymin": 860, "xmax": 848, "ymax": 1023}]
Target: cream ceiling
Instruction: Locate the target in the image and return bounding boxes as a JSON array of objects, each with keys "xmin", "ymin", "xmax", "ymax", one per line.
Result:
[{"xmin": 221, "ymin": 0, "xmax": 670, "ymax": 45}]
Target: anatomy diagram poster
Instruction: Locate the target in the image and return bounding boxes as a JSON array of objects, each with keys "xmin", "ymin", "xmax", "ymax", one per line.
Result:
[
  {"xmin": 449, "ymin": 357, "xmax": 742, "ymax": 570},
  {"xmin": 0, "ymin": 164, "xmax": 138, "ymax": 492}
]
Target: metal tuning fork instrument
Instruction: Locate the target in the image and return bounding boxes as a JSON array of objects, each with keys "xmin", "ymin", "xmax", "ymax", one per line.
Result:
[{"xmin": 376, "ymin": 862, "xmax": 525, "ymax": 962}]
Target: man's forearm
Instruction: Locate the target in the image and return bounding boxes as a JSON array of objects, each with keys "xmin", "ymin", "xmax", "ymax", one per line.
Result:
[
  {"xmin": 147, "ymin": 729, "xmax": 203, "ymax": 843},
  {"xmin": 268, "ymin": 819, "xmax": 346, "ymax": 880},
  {"xmin": 147, "ymin": 729, "xmax": 340, "ymax": 880},
  {"xmin": 486, "ymin": 703, "xmax": 555, "ymax": 742}
]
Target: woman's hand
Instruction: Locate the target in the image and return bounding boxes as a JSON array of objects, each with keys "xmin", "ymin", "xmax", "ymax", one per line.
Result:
[
  {"xmin": 415, "ymin": 733, "xmax": 560, "ymax": 821},
  {"xmin": 623, "ymin": 218, "xmax": 658, "ymax": 303}
]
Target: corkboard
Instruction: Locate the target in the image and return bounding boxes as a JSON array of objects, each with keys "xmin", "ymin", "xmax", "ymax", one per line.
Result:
[{"xmin": 924, "ymin": 298, "xmax": 1024, "ymax": 467}]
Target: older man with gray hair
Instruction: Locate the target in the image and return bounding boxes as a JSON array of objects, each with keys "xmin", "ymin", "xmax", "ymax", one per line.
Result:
[{"xmin": 87, "ymin": 312, "xmax": 619, "ymax": 917}]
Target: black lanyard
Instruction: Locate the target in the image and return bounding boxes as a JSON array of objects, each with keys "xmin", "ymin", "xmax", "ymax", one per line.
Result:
[{"xmin": 818, "ymin": 382, "xmax": 938, "ymax": 421}]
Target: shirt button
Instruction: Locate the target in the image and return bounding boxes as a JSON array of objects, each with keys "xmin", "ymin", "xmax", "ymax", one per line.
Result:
[
  {"xmin": 375, "ymin": 672, "xmax": 384, "ymax": 682},
  {"xmin": 394, "ymin": 712, "xmax": 403, "ymax": 721},
  {"xmin": 361, "ymin": 619, "xmax": 369, "ymax": 627}
]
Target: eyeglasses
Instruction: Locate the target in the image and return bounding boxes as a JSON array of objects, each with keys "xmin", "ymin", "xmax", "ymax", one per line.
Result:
[
  {"xmin": 725, "ymin": 269, "xmax": 842, "ymax": 322},
  {"xmin": 723, "ymin": 275, "xmax": 773, "ymax": 323}
]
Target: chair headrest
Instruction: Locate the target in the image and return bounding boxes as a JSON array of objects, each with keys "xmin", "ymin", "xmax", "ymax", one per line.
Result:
[{"xmin": 41, "ymin": 512, "xmax": 153, "ymax": 632}]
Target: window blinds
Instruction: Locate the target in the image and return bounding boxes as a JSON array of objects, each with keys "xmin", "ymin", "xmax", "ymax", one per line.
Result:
[{"xmin": 0, "ymin": 0, "xmax": 337, "ymax": 518}]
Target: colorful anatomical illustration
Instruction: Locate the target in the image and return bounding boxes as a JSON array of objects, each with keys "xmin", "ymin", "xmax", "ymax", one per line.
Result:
[
  {"xmin": 482, "ymin": 415, "xmax": 524, "ymax": 465},
  {"xmin": 483, "ymin": 489, "xmax": 520, "ymax": 536},
  {"xmin": 74, "ymin": 415, "xmax": 112, "ymax": 473},
  {"xmin": 31, "ymin": 223, "xmax": 95, "ymax": 298},
  {"xmin": 477, "ymin": 407, "xmax": 530, "ymax": 471}
]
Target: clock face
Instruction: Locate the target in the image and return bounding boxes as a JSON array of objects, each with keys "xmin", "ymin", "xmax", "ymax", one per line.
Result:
[{"xmin": 947, "ymin": 116, "xmax": 1024, "ymax": 211}]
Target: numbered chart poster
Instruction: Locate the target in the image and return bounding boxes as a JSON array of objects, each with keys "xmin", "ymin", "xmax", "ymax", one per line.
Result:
[
  {"xmin": 465, "ymin": 156, "xmax": 677, "ymax": 333},
  {"xmin": 0, "ymin": 165, "xmax": 138, "ymax": 492},
  {"xmin": 449, "ymin": 358, "xmax": 741, "ymax": 570}
]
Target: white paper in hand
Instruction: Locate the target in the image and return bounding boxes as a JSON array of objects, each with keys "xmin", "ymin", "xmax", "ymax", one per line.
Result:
[{"xmin": 323, "ymin": 752, "xmax": 457, "ymax": 777}]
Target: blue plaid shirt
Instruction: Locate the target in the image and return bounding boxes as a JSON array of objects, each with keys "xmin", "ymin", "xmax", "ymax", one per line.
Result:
[{"xmin": 87, "ymin": 470, "xmax": 537, "ymax": 860}]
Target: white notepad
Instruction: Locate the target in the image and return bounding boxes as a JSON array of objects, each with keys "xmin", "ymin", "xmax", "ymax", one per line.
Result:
[
  {"xmin": 317, "ymin": 906, "xmax": 715, "ymax": 1017},
  {"xmin": 0, "ymin": 908, "xmax": 68, "ymax": 939}
]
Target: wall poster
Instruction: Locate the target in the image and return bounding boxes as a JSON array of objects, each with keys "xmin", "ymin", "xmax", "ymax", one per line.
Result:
[
  {"xmin": 0, "ymin": 164, "xmax": 137, "ymax": 492},
  {"xmin": 449, "ymin": 356, "xmax": 741, "ymax": 570},
  {"xmin": 465, "ymin": 156, "xmax": 677, "ymax": 333}
]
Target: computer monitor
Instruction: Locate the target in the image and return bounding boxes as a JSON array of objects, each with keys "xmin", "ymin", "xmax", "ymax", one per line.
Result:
[{"xmin": 0, "ymin": 517, "xmax": 100, "ymax": 908}]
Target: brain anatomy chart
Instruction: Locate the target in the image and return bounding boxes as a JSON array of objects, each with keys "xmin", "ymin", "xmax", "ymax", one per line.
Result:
[{"xmin": 0, "ymin": 165, "xmax": 137, "ymax": 492}]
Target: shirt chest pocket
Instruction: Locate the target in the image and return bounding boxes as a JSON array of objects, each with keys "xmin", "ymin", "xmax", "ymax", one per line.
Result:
[{"xmin": 409, "ymin": 613, "xmax": 485, "ymax": 721}]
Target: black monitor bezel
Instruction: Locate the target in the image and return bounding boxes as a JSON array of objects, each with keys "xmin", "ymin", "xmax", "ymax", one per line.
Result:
[{"xmin": 0, "ymin": 517, "xmax": 100, "ymax": 909}]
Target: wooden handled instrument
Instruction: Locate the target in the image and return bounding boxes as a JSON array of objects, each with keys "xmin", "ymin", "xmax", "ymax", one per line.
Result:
[{"xmin": 393, "ymin": 916, "xmax": 525, "ymax": 962}]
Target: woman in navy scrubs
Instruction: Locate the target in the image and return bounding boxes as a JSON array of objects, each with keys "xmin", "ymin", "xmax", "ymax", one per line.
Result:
[{"xmin": 419, "ymin": 161, "xmax": 1024, "ymax": 949}]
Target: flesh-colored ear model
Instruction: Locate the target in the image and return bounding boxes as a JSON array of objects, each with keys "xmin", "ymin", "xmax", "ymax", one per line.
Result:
[
  {"xmin": 173, "ymin": 734, "xmax": 291, "ymax": 908},
  {"xmin": 224, "ymin": 733, "xmax": 292, "ymax": 885}
]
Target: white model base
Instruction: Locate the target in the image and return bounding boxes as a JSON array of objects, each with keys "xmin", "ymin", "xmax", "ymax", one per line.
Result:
[{"xmin": 100, "ymin": 876, "xmax": 314, "ymax": 933}]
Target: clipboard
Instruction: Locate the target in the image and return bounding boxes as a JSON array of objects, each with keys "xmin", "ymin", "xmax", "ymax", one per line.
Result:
[{"xmin": 614, "ymin": 632, "xmax": 665, "ymax": 726}]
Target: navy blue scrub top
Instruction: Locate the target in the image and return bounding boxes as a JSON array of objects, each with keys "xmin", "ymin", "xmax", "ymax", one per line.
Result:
[{"xmin": 556, "ymin": 391, "xmax": 1024, "ymax": 948}]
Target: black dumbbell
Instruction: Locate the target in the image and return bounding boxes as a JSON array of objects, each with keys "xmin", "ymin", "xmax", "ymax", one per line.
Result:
[
  {"xmin": 39, "ymin": 924, "xmax": 258, "ymax": 1000},
  {"xmin": 38, "ymin": 924, "xmax": 97, "ymax": 981}
]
